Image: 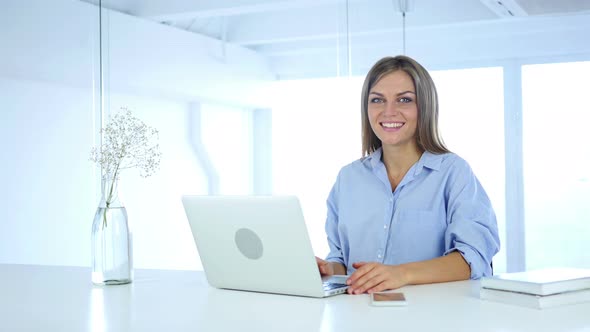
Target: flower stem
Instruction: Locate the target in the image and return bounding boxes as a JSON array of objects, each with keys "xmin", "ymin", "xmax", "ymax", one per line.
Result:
[{"xmin": 103, "ymin": 162, "xmax": 121, "ymax": 229}]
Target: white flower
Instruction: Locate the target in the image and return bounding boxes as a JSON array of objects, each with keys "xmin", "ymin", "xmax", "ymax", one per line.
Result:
[{"xmin": 90, "ymin": 107, "xmax": 161, "ymax": 207}]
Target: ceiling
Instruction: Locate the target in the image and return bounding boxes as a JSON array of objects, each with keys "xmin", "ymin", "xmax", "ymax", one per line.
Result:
[{"xmin": 89, "ymin": 0, "xmax": 590, "ymax": 79}]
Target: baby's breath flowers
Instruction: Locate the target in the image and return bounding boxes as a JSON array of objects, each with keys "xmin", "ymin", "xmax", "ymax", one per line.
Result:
[{"xmin": 90, "ymin": 108, "xmax": 161, "ymax": 210}]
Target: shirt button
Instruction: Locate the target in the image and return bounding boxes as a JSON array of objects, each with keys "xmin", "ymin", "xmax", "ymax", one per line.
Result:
[
  {"xmin": 383, "ymin": 224, "xmax": 388, "ymax": 229},
  {"xmin": 377, "ymin": 254, "xmax": 383, "ymax": 259}
]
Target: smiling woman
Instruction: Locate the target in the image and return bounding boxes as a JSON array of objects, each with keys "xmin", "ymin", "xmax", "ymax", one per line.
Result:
[{"xmin": 316, "ymin": 55, "xmax": 500, "ymax": 294}]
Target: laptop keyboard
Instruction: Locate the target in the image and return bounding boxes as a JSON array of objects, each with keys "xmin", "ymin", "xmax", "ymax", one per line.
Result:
[{"xmin": 323, "ymin": 282, "xmax": 348, "ymax": 291}]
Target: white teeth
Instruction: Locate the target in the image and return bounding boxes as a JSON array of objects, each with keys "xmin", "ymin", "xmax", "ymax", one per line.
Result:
[{"xmin": 382, "ymin": 122, "xmax": 403, "ymax": 128}]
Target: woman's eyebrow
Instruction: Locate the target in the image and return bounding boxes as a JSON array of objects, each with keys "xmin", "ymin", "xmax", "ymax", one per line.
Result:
[{"xmin": 369, "ymin": 91, "xmax": 415, "ymax": 96}]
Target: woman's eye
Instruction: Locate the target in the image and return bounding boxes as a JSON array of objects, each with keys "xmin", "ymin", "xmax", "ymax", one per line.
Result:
[
  {"xmin": 399, "ymin": 97, "xmax": 413, "ymax": 103},
  {"xmin": 370, "ymin": 97, "xmax": 384, "ymax": 103}
]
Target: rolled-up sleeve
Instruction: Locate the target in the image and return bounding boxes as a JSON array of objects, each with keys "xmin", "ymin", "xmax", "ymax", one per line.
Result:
[{"xmin": 444, "ymin": 159, "xmax": 500, "ymax": 279}]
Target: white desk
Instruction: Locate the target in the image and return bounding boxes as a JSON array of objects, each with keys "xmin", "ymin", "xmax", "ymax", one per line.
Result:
[{"xmin": 1, "ymin": 264, "xmax": 589, "ymax": 332}]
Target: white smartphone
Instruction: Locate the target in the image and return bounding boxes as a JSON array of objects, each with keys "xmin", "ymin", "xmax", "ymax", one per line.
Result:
[{"xmin": 370, "ymin": 292, "xmax": 407, "ymax": 307}]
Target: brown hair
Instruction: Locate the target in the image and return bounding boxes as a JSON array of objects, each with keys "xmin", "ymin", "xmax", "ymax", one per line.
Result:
[{"xmin": 361, "ymin": 55, "xmax": 450, "ymax": 156}]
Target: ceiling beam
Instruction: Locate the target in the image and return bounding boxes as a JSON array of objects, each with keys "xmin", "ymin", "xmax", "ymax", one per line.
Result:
[
  {"xmin": 248, "ymin": 12, "xmax": 590, "ymax": 57},
  {"xmin": 224, "ymin": 0, "xmax": 496, "ymax": 46},
  {"xmin": 131, "ymin": 0, "xmax": 351, "ymax": 21}
]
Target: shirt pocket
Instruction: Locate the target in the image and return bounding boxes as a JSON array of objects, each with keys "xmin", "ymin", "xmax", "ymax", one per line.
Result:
[{"xmin": 389, "ymin": 209, "xmax": 447, "ymax": 261}]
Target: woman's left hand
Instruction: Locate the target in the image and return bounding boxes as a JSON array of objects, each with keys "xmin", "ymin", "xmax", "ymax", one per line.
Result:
[{"xmin": 346, "ymin": 262, "xmax": 409, "ymax": 295}]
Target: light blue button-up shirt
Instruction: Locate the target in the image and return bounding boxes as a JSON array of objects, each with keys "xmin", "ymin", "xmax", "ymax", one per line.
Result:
[{"xmin": 325, "ymin": 148, "xmax": 500, "ymax": 279}]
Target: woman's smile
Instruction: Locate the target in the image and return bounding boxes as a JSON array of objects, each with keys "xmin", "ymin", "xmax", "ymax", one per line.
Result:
[{"xmin": 381, "ymin": 121, "xmax": 405, "ymax": 131}]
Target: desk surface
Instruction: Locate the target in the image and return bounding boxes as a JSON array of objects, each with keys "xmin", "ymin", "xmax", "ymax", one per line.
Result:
[{"xmin": 1, "ymin": 264, "xmax": 589, "ymax": 332}]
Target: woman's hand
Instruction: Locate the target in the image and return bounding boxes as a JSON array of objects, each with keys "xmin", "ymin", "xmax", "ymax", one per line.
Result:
[
  {"xmin": 315, "ymin": 257, "xmax": 346, "ymax": 276},
  {"xmin": 346, "ymin": 252, "xmax": 470, "ymax": 294},
  {"xmin": 316, "ymin": 257, "xmax": 335, "ymax": 276},
  {"xmin": 346, "ymin": 262, "xmax": 410, "ymax": 294}
]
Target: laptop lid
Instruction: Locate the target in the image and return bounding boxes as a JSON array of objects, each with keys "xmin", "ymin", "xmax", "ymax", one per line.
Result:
[{"xmin": 182, "ymin": 195, "xmax": 345, "ymax": 298}]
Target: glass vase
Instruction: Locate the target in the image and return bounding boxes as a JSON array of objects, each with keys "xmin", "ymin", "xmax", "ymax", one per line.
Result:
[{"xmin": 91, "ymin": 176, "xmax": 133, "ymax": 285}]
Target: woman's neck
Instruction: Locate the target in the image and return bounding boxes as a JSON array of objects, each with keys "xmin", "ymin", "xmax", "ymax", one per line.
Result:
[{"xmin": 381, "ymin": 142, "xmax": 423, "ymax": 189}]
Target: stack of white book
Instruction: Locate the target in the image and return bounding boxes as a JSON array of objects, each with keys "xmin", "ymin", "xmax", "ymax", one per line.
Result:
[{"xmin": 480, "ymin": 267, "xmax": 590, "ymax": 309}]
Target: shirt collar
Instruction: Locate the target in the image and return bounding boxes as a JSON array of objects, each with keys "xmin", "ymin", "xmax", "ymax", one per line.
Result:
[
  {"xmin": 366, "ymin": 148, "xmax": 383, "ymax": 169},
  {"xmin": 413, "ymin": 150, "xmax": 444, "ymax": 175},
  {"xmin": 364, "ymin": 148, "xmax": 445, "ymax": 174}
]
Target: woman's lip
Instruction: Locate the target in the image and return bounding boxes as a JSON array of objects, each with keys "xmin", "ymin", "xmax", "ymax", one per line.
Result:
[{"xmin": 381, "ymin": 122, "xmax": 404, "ymax": 131}]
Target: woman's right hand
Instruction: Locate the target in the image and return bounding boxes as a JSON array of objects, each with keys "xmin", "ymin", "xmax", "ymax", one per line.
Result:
[{"xmin": 315, "ymin": 256, "xmax": 335, "ymax": 276}]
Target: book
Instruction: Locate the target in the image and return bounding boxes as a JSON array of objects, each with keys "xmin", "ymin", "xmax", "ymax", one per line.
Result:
[
  {"xmin": 480, "ymin": 287, "xmax": 590, "ymax": 309},
  {"xmin": 480, "ymin": 267, "xmax": 590, "ymax": 296}
]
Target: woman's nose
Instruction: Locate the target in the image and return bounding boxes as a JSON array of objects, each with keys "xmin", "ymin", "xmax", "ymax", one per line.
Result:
[{"xmin": 384, "ymin": 102, "xmax": 400, "ymax": 115}]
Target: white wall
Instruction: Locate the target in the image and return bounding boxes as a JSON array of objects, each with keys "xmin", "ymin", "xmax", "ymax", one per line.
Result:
[
  {"xmin": 0, "ymin": 0, "xmax": 272, "ymax": 269},
  {"xmin": 103, "ymin": 3, "xmax": 274, "ymax": 108},
  {"xmin": 0, "ymin": 0, "xmax": 274, "ymax": 106},
  {"xmin": 0, "ymin": 78, "xmax": 97, "ymax": 266},
  {"xmin": 0, "ymin": 0, "xmax": 99, "ymax": 266}
]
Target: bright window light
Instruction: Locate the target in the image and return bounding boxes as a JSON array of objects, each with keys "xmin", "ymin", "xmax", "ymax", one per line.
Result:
[{"xmin": 522, "ymin": 61, "xmax": 590, "ymax": 270}]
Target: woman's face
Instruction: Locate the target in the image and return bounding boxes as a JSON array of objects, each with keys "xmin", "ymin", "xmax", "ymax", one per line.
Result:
[{"xmin": 367, "ymin": 70, "xmax": 418, "ymax": 148}]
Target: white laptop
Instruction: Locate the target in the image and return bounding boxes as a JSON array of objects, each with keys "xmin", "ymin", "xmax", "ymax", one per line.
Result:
[{"xmin": 181, "ymin": 195, "xmax": 349, "ymax": 298}]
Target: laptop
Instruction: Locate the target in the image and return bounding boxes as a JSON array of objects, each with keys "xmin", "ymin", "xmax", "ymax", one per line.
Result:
[{"xmin": 181, "ymin": 195, "xmax": 349, "ymax": 298}]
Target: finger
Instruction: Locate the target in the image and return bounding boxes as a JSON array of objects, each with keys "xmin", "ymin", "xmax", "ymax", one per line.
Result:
[
  {"xmin": 352, "ymin": 261, "xmax": 368, "ymax": 269},
  {"xmin": 346, "ymin": 261, "xmax": 374, "ymax": 292},
  {"xmin": 315, "ymin": 257, "xmax": 328, "ymax": 270},
  {"xmin": 366, "ymin": 267, "xmax": 405, "ymax": 293},
  {"xmin": 350, "ymin": 275, "xmax": 383, "ymax": 294},
  {"xmin": 349, "ymin": 261, "xmax": 376, "ymax": 279},
  {"xmin": 371, "ymin": 267, "xmax": 408, "ymax": 292},
  {"xmin": 348, "ymin": 263, "xmax": 378, "ymax": 293},
  {"xmin": 348, "ymin": 261, "xmax": 371, "ymax": 283},
  {"xmin": 315, "ymin": 257, "xmax": 326, "ymax": 274},
  {"xmin": 366, "ymin": 281, "xmax": 389, "ymax": 294},
  {"xmin": 351, "ymin": 265, "xmax": 385, "ymax": 294},
  {"xmin": 367, "ymin": 273, "xmax": 404, "ymax": 293}
]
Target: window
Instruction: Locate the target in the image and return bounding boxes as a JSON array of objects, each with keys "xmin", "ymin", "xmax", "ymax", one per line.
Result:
[{"xmin": 522, "ymin": 61, "xmax": 590, "ymax": 269}]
